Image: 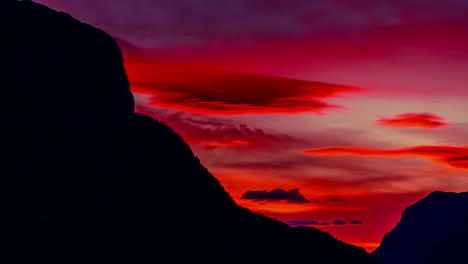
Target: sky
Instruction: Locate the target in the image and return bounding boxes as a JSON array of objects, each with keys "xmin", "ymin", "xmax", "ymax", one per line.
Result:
[{"xmin": 37, "ymin": 0, "xmax": 468, "ymax": 252}]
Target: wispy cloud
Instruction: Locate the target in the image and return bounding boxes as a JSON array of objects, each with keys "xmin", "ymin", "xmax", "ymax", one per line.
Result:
[
  {"xmin": 136, "ymin": 105, "xmax": 302, "ymax": 147},
  {"xmin": 302, "ymin": 145, "xmax": 468, "ymax": 171}
]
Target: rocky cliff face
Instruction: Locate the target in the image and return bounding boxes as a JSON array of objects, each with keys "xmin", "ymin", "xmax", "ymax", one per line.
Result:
[
  {"xmin": 373, "ymin": 191, "xmax": 468, "ymax": 264},
  {"xmin": 0, "ymin": 1, "xmax": 380, "ymax": 263}
]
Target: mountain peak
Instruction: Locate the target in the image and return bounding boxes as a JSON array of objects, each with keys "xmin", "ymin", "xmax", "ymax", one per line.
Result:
[
  {"xmin": 0, "ymin": 2, "xmax": 380, "ymax": 263},
  {"xmin": 373, "ymin": 191, "xmax": 468, "ymax": 264},
  {"xmin": 0, "ymin": 0, "xmax": 135, "ymax": 121},
  {"xmin": 426, "ymin": 190, "xmax": 468, "ymax": 198}
]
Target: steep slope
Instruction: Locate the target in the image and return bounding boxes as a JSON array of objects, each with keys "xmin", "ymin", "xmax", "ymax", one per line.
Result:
[
  {"xmin": 0, "ymin": 1, "xmax": 379, "ymax": 263},
  {"xmin": 373, "ymin": 191, "xmax": 468, "ymax": 264}
]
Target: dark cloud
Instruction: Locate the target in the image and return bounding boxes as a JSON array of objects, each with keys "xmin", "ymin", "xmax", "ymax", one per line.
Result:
[
  {"xmin": 328, "ymin": 198, "xmax": 347, "ymax": 202},
  {"xmin": 285, "ymin": 220, "xmax": 322, "ymax": 226},
  {"xmin": 331, "ymin": 219, "xmax": 347, "ymax": 225},
  {"xmin": 36, "ymin": 0, "xmax": 468, "ymax": 47},
  {"xmin": 37, "ymin": 0, "xmax": 314, "ymax": 46},
  {"xmin": 241, "ymin": 188, "xmax": 310, "ymax": 204},
  {"xmin": 286, "ymin": 219, "xmax": 362, "ymax": 226}
]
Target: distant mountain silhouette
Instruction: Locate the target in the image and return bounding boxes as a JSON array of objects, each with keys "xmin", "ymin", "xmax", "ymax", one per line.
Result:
[
  {"xmin": 373, "ymin": 191, "xmax": 468, "ymax": 264},
  {"xmin": 0, "ymin": 1, "xmax": 380, "ymax": 263}
]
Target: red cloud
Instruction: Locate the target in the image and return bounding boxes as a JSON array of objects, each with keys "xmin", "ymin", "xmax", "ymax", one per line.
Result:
[
  {"xmin": 120, "ymin": 44, "xmax": 360, "ymax": 115},
  {"xmin": 301, "ymin": 146, "xmax": 468, "ymax": 171},
  {"xmin": 376, "ymin": 113, "xmax": 450, "ymax": 129}
]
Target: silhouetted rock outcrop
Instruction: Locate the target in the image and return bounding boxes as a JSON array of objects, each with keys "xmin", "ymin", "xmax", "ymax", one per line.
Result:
[
  {"xmin": 373, "ymin": 191, "xmax": 468, "ymax": 264},
  {"xmin": 0, "ymin": 1, "xmax": 380, "ymax": 263}
]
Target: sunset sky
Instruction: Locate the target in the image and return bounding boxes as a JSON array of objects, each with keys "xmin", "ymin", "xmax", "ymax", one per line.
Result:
[{"xmin": 37, "ymin": 0, "xmax": 468, "ymax": 251}]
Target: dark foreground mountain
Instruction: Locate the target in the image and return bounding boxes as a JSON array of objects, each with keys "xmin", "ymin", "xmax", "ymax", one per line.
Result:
[
  {"xmin": 0, "ymin": 1, "xmax": 379, "ymax": 263},
  {"xmin": 373, "ymin": 191, "xmax": 468, "ymax": 264}
]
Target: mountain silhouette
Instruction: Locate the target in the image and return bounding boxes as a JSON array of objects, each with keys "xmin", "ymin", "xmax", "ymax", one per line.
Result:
[
  {"xmin": 373, "ymin": 191, "xmax": 468, "ymax": 264},
  {"xmin": 0, "ymin": 1, "xmax": 380, "ymax": 263}
]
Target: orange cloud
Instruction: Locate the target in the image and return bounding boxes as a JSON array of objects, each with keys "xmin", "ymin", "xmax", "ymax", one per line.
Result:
[
  {"xmin": 120, "ymin": 43, "xmax": 359, "ymax": 115},
  {"xmin": 376, "ymin": 113, "xmax": 450, "ymax": 129},
  {"xmin": 301, "ymin": 145, "xmax": 468, "ymax": 171}
]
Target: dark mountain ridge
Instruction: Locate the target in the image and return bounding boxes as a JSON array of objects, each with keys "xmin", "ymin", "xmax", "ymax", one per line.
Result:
[
  {"xmin": 0, "ymin": 1, "xmax": 379, "ymax": 263},
  {"xmin": 373, "ymin": 191, "xmax": 468, "ymax": 264}
]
